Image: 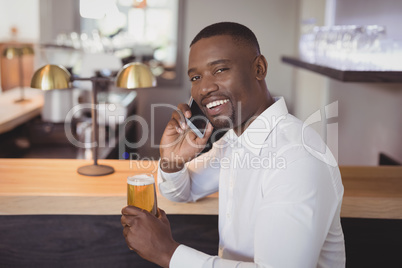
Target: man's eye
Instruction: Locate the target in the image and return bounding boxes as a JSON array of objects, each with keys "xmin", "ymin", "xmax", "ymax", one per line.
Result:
[
  {"xmin": 190, "ymin": 76, "xmax": 200, "ymax": 82},
  {"xmin": 215, "ymin": 68, "xmax": 228, "ymax": 74}
]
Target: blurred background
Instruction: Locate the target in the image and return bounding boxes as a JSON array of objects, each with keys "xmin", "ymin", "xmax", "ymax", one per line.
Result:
[{"xmin": 0, "ymin": 0, "xmax": 401, "ymax": 166}]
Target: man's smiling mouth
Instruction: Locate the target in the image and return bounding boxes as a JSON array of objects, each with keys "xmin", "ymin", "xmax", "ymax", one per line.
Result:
[{"xmin": 206, "ymin": 99, "xmax": 229, "ymax": 109}]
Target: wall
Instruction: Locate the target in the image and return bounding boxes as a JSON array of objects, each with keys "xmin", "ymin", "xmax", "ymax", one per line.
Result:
[
  {"xmin": 0, "ymin": 0, "xmax": 40, "ymax": 92},
  {"xmin": 0, "ymin": 0, "xmax": 300, "ymax": 159},
  {"xmin": 184, "ymin": 0, "xmax": 299, "ymax": 108},
  {"xmin": 335, "ymin": 0, "xmax": 402, "ymax": 40},
  {"xmin": 329, "ymin": 0, "xmax": 402, "ymax": 165},
  {"xmin": 0, "ymin": 0, "xmax": 40, "ymax": 42},
  {"xmin": 328, "ymin": 82, "xmax": 402, "ymax": 165},
  {"xmin": 292, "ymin": 0, "xmax": 402, "ymax": 166},
  {"xmin": 292, "ymin": 0, "xmax": 328, "ymax": 139},
  {"xmin": 137, "ymin": 0, "xmax": 299, "ymax": 158},
  {"xmin": 39, "ymin": 0, "xmax": 81, "ymax": 44}
]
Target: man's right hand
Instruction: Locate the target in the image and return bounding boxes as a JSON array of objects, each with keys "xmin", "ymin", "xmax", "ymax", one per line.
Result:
[{"xmin": 159, "ymin": 103, "xmax": 213, "ymax": 173}]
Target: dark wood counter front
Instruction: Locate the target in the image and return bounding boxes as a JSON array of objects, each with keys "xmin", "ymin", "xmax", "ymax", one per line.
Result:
[{"xmin": 0, "ymin": 159, "xmax": 401, "ymax": 267}]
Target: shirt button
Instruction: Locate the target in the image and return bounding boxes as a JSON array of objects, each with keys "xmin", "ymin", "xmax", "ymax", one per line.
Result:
[
  {"xmin": 229, "ymin": 181, "xmax": 234, "ymax": 188},
  {"xmin": 226, "ymin": 213, "xmax": 231, "ymax": 219}
]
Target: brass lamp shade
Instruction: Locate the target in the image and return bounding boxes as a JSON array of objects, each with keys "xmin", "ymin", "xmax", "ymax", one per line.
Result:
[
  {"xmin": 115, "ymin": 62, "xmax": 157, "ymax": 89},
  {"xmin": 31, "ymin": 64, "xmax": 71, "ymax": 90},
  {"xmin": 2, "ymin": 46, "xmax": 34, "ymax": 59},
  {"xmin": 20, "ymin": 46, "xmax": 35, "ymax": 56},
  {"xmin": 2, "ymin": 47, "xmax": 20, "ymax": 59}
]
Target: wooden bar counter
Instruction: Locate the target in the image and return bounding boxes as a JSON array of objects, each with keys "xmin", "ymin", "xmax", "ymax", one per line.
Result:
[
  {"xmin": 0, "ymin": 88, "xmax": 43, "ymax": 134},
  {"xmin": 0, "ymin": 158, "xmax": 218, "ymax": 215},
  {"xmin": 0, "ymin": 158, "xmax": 401, "ymax": 219}
]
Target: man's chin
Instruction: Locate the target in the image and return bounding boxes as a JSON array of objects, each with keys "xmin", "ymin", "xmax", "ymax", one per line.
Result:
[{"xmin": 210, "ymin": 118, "xmax": 234, "ymax": 130}]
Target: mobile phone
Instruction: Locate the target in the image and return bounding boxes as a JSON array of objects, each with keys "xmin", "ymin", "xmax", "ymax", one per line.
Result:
[{"xmin": 185, "ymin": 97, "xmax": 209, "ymax": 138}]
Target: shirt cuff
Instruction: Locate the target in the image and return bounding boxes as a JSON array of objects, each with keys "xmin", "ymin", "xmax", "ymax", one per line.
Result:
[
  {"xmin": 157, "ymin": 159, "xmax": 188, "ymax": 183},
  {"xmin": 170, "ymin": 245, "xmax": 212, "ymax": 268}
]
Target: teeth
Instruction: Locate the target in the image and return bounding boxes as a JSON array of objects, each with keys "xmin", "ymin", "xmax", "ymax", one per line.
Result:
[{"xmin": 206, "ymin": 99, "xmax": 229, "ymax": 109}]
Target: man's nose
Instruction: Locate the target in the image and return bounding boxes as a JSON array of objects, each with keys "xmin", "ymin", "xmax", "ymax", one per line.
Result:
[{"xmin": 199, "ymin": 78, "xmax": 218, "ymax": 96}]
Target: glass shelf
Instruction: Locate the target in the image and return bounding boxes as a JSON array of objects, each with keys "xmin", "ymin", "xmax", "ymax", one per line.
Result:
[{"xmin": 281, "ymin": 56, "xmax": 402, "ymax": 83}]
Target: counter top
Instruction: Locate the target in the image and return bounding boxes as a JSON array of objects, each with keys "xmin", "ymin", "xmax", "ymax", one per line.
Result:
[
  {"xmin": 339, "ymin": 165, "xmax": 402, "ymax": 219},
  {"xmin": 0, "ymin": 158, "xmax": 218, "ymax": 215},
  {"xmin": 0, "ymin": 158, "xmax": 401, "ymax": 218},
  {"xmin": 0, "ymin": 87, "xmax": 43, "ymax": 134}
]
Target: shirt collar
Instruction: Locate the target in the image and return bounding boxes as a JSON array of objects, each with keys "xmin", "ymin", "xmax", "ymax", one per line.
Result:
[{"xmin": 223, "ymin": 97, "xmax": 289, "ymax": 156}]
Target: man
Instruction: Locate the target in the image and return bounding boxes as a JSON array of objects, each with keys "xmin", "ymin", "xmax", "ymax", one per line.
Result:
[{"xmin": 121, "ymin": 22, "xmax": 345, "ymax": 267}]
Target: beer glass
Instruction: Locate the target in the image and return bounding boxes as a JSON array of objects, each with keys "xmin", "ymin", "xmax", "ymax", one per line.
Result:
[{"xmin": 127, "ymin": 174, "xmax": 158, "ymax": 216}]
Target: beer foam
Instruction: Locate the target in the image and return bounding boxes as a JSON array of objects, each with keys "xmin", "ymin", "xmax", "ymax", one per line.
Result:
[{"xmin": 127, "ymin": 175, "xmax": 154, "ymax": 186}]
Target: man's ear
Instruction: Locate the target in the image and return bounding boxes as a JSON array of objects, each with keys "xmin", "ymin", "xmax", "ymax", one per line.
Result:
[{"xmin": 255, "ymin": 55, "xmax": 268, "ymax": 80}]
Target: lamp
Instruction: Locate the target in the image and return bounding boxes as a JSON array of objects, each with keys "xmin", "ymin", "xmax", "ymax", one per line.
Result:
[
  {"xmin": 2, "ymin": 45, "xmax": 35, "ymax": 103},
  {"xmin": 31, "ymin": 62, "xmax": 156, "ymax": 176}
]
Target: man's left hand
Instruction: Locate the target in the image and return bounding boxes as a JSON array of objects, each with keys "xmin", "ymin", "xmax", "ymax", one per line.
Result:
[{"xmin": 121, "ymin": 206, "xmax": 180, "ymax": 268}]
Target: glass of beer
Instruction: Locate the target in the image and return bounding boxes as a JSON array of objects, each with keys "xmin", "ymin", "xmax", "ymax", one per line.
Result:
[{"xmin": 127, "ymin": 174, "xmax": 158, "ymax": 216}]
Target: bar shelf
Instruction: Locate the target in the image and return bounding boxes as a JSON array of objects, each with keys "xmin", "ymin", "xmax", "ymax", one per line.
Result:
[{"xmin": 281, "ymin": 56, "xmax": 402, "ymax": 83}]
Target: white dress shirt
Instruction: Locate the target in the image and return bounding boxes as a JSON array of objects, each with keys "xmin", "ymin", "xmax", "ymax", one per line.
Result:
[{"xmin": 158, "ymin": 97, "xmax": 345, "ymax": 268}]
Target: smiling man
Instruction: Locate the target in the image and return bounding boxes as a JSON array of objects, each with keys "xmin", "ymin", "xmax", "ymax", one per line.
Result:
[
  {"xmin": 187, "ymin": 31, "xmax": 273, "ymax": 133},
  {"xmin": 121, "ymin": 22, "xmax": 345, "ymax": 268}
]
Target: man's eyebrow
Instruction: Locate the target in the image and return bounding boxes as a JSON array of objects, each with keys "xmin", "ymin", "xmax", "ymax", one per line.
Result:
[
  {"xmin": 187, "ymin": 59, "xmax": 231, "ymax": 76},
  {"xmin": 187, "ymin": 67, "xmax": 196, "ymax": 76},
  {"xmin": 208, "ymin": 59, "xmax": 231, "ymax": 67}
]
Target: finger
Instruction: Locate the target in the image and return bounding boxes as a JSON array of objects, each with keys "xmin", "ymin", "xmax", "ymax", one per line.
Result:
[
  {"xmin": 171, "ymin": 110, "xmax": 187, "ymax": 131},
  {"xmin": 158, "ymin": 208, "xmax": 170, "ymax": 226},
  {"xmin": 122, "ymin": 227, "xmax": 136, "ymax": 252},
  {"xmin": 157, "ymin": 208, "xmax": 167, "ymax": 219},
  {"xmin": 157, "ymin": 208, "xmax": 170, "ymax": 228},
  {"xmin": 121, "ymin": 214, "xmax": 137, "ymax": 226},
  {"xmin": 184, "ymin": 126, "xmax": 198, "ymax": 140},
  {"xmin": 177, "ymin": 103, "xmax": 191, "ymax": 118},
  {"xmin": 121, "ymin": 215, "xmax": 127, "ymax": 226},
  {"xmin": 190, "ymin": 122, "xmax": 213, "ymax": 146},
  {"xmin": 122, "ymin": 226, "xmax": 130, "ymax": 237},
  {"xmin": 165, "ymin": 119, "xmax": 184, "ymax": 136},
  {"xmin": 174, "ymin": 103, "xmax": 192, "ymax": 130},
  {"xmin": 121, "ymin": 213, "xmax": 139, "ymax": 227},
  {"xmin": 122, "ymin": 205, "xmax": 146, "ymax": 216},
  {"xmin": 121, "ymin": 205, "xmax": 129, "ymax": 215},
  {"xmin": 201, "ymin": 122, "xmax": 214, "ymax": 142}
]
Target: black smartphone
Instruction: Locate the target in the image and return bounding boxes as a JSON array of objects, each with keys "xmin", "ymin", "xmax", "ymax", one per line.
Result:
[{"xmin": 185, "ymin": 97, "xmax": 209, "ymax": 138}]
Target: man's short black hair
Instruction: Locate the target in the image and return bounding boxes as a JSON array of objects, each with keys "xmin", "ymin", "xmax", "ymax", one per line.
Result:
[{"xmin": 190, "ymin": 22, "xmax": 261, "ymax": 54}]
